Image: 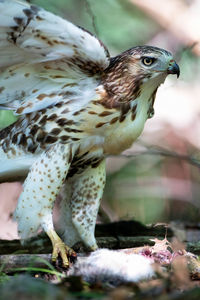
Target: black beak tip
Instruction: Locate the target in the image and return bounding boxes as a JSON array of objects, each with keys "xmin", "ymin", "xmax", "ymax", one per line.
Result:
[
  {"xmin": 176, "ymin": 66, "xmax": 180, "ymax": 78},
  {"xmin": 168, "ymin": 62, "xmax": 180, "ymax": 78}
]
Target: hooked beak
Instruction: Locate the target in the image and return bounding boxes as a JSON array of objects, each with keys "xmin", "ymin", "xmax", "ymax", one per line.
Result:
[{"xmin": 167, "ymin": 61, "xmax": 180, "ymax": 78}]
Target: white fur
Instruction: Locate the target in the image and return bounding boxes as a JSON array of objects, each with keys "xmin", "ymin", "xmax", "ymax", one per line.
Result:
[{"xmin": 71, "ymin": 249, "xmax": 154, "ymax": 283}]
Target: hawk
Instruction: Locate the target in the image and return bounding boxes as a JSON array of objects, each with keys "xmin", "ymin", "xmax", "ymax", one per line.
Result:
[{"xmin": 0, "ymin": 0, "xmax": 180, "ymax": 267}]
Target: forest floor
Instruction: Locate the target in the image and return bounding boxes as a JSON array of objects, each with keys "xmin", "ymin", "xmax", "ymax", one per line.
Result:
[{"xmin": 1, "ymin": 221, "xmax": 200, "ymax": 300}]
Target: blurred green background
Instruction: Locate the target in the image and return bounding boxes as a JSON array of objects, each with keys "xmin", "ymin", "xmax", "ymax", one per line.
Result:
[{"xmin": 1, "ymin": 0, "xmax": 200, "ymax": 227}]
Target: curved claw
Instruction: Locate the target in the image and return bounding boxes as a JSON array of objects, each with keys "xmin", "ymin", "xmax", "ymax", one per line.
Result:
[
  {"xmin": 52, "ymin": 241, "xmax": 69, "ymax": 267},
  {"xmin": 47, "ymin": 229, "xmax": 77, "ymax": 268}
]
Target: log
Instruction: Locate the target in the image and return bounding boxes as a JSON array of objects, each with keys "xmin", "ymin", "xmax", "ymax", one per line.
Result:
[
  {"xmin": 0, "ymin": 221, "xmax": 172, "ymax": 254},
  {"xmin": 0, "ymin": 221, "xmax": 173, "ymax": 274},
  {"xmin": 0, "ymin": 235, "xmax": 156, "ymax": 255}
]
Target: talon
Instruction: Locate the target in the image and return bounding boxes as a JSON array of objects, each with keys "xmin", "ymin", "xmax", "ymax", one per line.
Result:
[
  {"xmin": 47, "ymin": 229, "xmax": 76, "ymax": 268},
  {"xmin": 66, "ymin": 245, "xmax": 77, "ymax": 257},
  {"xmin": 90, "ymin": 243, "xmax": 98, "ymax": 251},
  {"xmin": 52, "ymin": 241, "xmax": 69, "ymax": 267}
]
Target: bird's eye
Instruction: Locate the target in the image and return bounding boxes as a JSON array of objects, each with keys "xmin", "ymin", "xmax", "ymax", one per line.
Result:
[{"xmin": 141, "ymin": 57, "xmax": 156, "ymax": 66}]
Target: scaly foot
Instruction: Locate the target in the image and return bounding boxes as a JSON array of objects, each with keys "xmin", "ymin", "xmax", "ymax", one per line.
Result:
[{"xmin": 47, "ymin": 229, "xmax": 76, "ymax": 268}]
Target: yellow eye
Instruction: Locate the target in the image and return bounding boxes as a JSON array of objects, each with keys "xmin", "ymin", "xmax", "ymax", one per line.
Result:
[{"xmin": 142, "ymin": 57, "xmax": 155, "ymax": 66}]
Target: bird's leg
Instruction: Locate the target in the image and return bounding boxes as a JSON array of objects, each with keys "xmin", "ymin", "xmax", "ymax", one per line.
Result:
[
  {"xmin": 41, "ymin": 213, "xmax": 76, "ymax": 268},
  {"xmin": 14, "ymin": 143, "xmax": 76, "ymax": 267},
  {"xmin": 69, "ymin": 159, "xmax": 106, "ymax": 250},
  {"xmin": 57, "ymin": 183, "xmax": 83, "ymax": 247},
  {"xmin": 40, "ymin": 210, "xmax": 77, "ymax": 268}
]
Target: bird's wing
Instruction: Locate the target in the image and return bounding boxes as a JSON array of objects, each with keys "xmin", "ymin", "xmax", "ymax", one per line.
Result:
[{"xmin": 0, "ymin": 0, "xmax": 110, "ymax": 114}]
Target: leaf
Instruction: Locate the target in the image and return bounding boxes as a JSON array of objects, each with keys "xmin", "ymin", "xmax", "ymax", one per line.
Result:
[{"xmin": 150, "ymin": 237, "xmax": 172, "ymax": 253}]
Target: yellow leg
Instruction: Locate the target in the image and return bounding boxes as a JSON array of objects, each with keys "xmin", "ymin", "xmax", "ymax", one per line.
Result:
[{"xmin": 47, "ymin": 229, "xmax": 76, "ymax": 268}]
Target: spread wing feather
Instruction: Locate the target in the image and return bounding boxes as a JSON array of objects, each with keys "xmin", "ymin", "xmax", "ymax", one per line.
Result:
[{"xmin": 0, "ymin": 0, "xmax": 110, "ymax": 114}]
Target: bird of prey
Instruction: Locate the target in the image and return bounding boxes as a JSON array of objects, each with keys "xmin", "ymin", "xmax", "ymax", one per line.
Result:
[{"xmin": 0, "ymin": 0, "xmax": 180, "ymax": 267}]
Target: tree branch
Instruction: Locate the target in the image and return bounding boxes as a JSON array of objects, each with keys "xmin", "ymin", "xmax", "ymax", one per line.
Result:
[{"xmin": 111, "ymin": 147, "xmax": 200, "ymax": 169}]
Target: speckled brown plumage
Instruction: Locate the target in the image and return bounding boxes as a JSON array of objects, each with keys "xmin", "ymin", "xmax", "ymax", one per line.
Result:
[{"xmin": 0, "ymin": 0, "xmax": 180, "ymax": 267}]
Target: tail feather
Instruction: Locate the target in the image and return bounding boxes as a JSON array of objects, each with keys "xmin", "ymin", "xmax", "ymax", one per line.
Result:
[{"xmin": 0, "ymin": 147, "xmax": 37, "ymax": 182}]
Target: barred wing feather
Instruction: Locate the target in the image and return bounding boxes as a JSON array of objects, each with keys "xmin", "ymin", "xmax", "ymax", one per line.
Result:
[{"xmin": 0, "ymin": 0, "xmax": 110, "ymax": 114}]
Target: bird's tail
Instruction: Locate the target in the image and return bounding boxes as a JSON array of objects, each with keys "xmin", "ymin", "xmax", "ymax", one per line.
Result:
[{"xmin": 0, "ymin": 146, "xmax": 37, "ymax": 182}]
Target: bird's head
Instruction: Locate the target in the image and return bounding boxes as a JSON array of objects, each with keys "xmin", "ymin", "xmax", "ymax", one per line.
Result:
[
  {"xmin": 127, "ymin": 46, "xmax": 180, "ymax": 83},
  {"xmin": 102, "ymin": 45, "xmax": 180, "ymax": 108}
]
